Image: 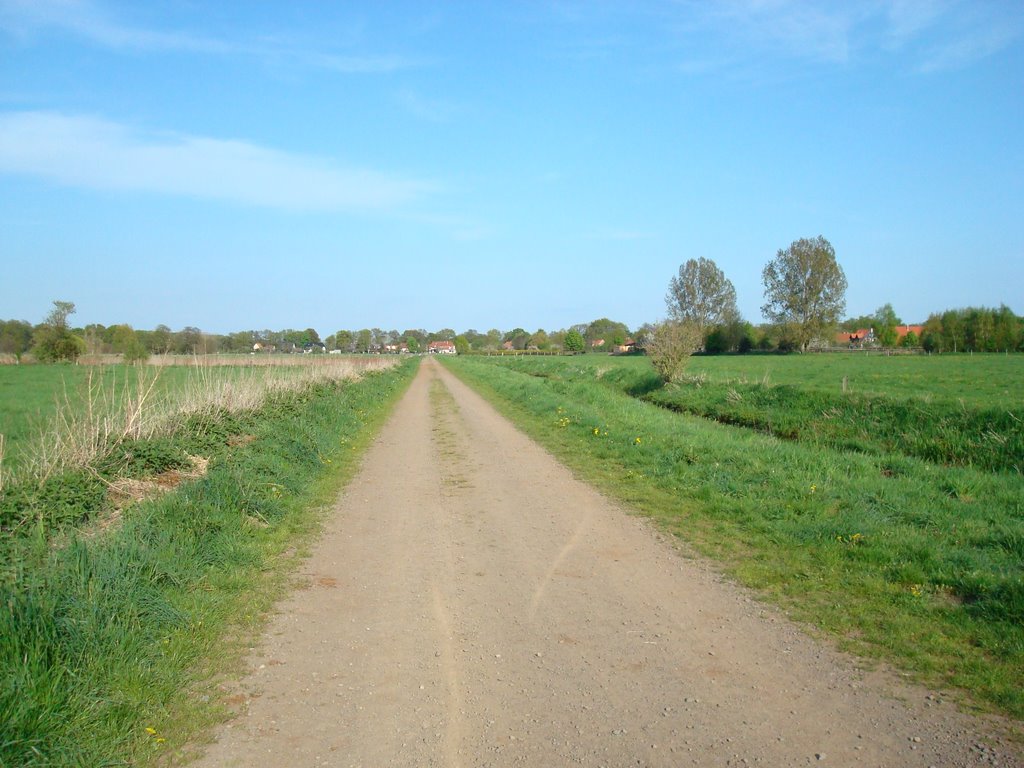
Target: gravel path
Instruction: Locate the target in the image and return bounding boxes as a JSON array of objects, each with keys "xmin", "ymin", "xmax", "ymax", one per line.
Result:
[{"xmin": 190, "ymin": 358, "xmax": 1020, "ymax": 767}]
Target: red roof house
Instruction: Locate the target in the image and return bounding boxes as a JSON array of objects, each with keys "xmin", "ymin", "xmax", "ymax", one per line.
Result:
[{"xmin": 427, "ymin": 340, "xmax": 457, "ymax": 354}]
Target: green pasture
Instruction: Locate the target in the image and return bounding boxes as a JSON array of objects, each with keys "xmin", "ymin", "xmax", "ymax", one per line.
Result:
[
  {"xmin": 684, "ymin": 352, "xmax": 1023, "ymax": 407},
  {"xmin": 442, "ymin": 354, "xmax": 1024, "ymax": 722},
  {"xmin": 494, "ymin": 351, "xmax": 1024, "ymax": 406},
  {"xmin": 0, "ymin": 365, "xmax": 90, "ymax": 466},
  {"xmin": 0, "ymin": 365, "xmax": 197, "ymax": 477},
  {"xmin": 492, "ymin": 354, "xmax": 1024, "ymax": 473},
  {"xmin": 0, "ymin": 363, "xmax": 346, "ymax": 481}
]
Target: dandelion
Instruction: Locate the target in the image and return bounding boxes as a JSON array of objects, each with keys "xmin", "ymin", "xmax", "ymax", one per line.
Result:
[
  {"xmin": 145, "ymin": 728, "xmax": 157, "ymax": 735},
  {"xmin": 634, "ymin": 437, "xmax": 642, "ymax": 445},
  {"xmin": 592, "ymin": 427, "xmax": 600, "ymax": 435},
  {"xmin": 810, "ymin": 484, "xmax": 817, "ymax": 493}
]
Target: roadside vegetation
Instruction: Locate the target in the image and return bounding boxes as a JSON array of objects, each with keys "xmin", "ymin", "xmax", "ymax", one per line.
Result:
[
  {"xmin": 0, "ymin": 357, "xmax": 417, "ymax": 767},
  {"xmin": 0, "ymin": 356, "xmax": 397, "ymax": 495},
  {"xmin": 441, "ymin": 354, "xmax": 1024, "ymax": 720}
]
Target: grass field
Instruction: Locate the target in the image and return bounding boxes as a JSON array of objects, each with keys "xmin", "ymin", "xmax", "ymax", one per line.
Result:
[
  {"xmin": 684, "ymin": 352, "xmax": 1023, "ymax": 406},
  {"xmin": 0, "ymin": 365, "xmax": 96, "ymax": 469},
  {"xmin": 0, "ymin": 358, "xmax": 419, "ymax": 767},
  {"xmin": 0, "ymin": 357, "xmax": 398, "ymax": 487},
  {"xmin": 442, "ymin": 353, "xmax": 1024, "ymax": 721}
]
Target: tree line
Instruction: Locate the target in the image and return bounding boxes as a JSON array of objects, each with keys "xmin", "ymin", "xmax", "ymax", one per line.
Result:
[
  {"xmin": 2, "ymin": 239, "xmax": 1020, "ymax": 365},
  {"xmin": 649, "ymin": 235, "xmax": 1022, "ymax": 381},
  {"xmin": 0, "ymin": 305, "xmax": 641, "ymax": 363}
]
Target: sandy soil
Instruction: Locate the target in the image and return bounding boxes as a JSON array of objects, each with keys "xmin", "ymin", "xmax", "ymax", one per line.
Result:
[{"xmin": 190, "ymin": 358, "xmax": 1019, "ymax": 767}]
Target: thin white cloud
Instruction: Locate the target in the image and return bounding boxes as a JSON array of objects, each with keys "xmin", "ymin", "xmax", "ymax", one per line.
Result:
[
  {"xmin": 915, "ymin": 10, "xmax": 1022, "ymax": 72},
  {"xmin": 0, "ymin": 0, "xmax": 230, "ymax": 52},
  {"xmin": 310, "ymin": 52, "xmax": 421, "ymax": 74},
  {"xmin": 0, "ymin": 111, "xmax": 432, "ymax": 212},
  {"xmin": 883, "ymin": 0, "xmax": 950, "ymax": 48},
  {"xmin": 671, "ymin": 0, "xmax": 1019, "ymax": 72},
  {"xmin": 691, "ymin": 0, "xmax": 857, "ymax": 64},
  {"xmin": 0, "ymin": 0, "xmax": 421, "ymax": 73},
  {"xmin": 396, "ymin": 89, "xmax": 461, "ymax": 124},
  {"xmin": 917, "ymin": 26, "xmax": 1018, "ymax": 72}
]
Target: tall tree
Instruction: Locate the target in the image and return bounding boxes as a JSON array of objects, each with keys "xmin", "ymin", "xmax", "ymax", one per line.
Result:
[
  {"xmin": 110, "ymin": 324, "xmax": 148, "ymax": 363},
  {"xmin": 874, "ymin": 303, "xmax": 901, "ymax": 347},
  {"xmin": 149, "ymin": 324, "xmax": 172, "ymax": 354},
  {"xmin": 0, "ymin": 319, "xmax": 33, "ymax": 357},
  {"xmin": 761, "ymin": 236, "xmax": 847, "ymax": 352},
  {"xmin": 503, "ymin": 328, "xmax": 530, "ymax": 350},
  {"xmin": 666, "ymin": 257, "xmax": 739, "ymax": 335},
  {"xmin": 840, "ymin": 314, "xmax": 877, "ymax": 332},
  {"xmin": 174, "ymin": 327, "xmax": 204, "ymax": 354},
  {"xmin": 333, "ymin": 330, "xmax": 354, "ymax": 352},
  {"xmin": 32, "ymin": 300, "xmax": 85, "ymax": 362},
  {"xmin": 563, "ymin": 328, "xmax": 585, "ymax": 353},
  {"xmin": 402, "ymin": 329, "xmax": 426, "ymax": 347},
  {"xmin": 585, "ymin": 318, "xmax": 630, "ymax": 350}
]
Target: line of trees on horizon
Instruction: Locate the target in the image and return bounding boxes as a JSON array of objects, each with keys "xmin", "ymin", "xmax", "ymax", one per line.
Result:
[
  {"xmin": 644, "ymin": 236, "xmax": 1024, "ymax": 380},
  {"xmin": 3, "ymin": 298, "xmax": 1023, "ymax": 365}
]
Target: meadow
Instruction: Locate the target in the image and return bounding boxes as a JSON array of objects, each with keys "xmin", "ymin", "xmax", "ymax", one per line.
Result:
[
  {"xmin": 0, "ymin": 355, "xmax": 397, "ymax": 488},
  {"xmin": 442, "ymin": 353, "xmax": 1024, "ymax": 721},
  {"xmin": 682, "ymin": 352, "xmax": 1023, "ymax": 406},
  {"xmin": 0, "ymin": 356, "xmax": 416, "ymax": 767}
]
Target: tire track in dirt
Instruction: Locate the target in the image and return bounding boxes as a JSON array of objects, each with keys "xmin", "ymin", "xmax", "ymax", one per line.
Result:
[{"xmin": 190, "ymin": 358, "xmax": 1019, "ymax": 767}]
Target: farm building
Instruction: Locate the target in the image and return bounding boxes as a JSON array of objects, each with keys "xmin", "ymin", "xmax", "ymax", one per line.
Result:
[
  {"xmin": 835, "ymin": 328, "xmax": 875, "ymax": 347},
  {"xmin": 836, "ymin": 325, "xmax": 924, "ymax": 348},
  {"xmin": 895, "ymin": 324, "xmax": 924, "ymax": 341},
  {"xmin": 428, "ymin": 340, "xmax": 457, "ymax": 355}
]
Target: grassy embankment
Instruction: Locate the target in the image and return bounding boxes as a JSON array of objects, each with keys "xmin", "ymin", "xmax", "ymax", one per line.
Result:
[
  {"xmin": 441, "ymin": 354, "xmax": 1024, "ymax": 721},
  {"xmin": 0, "ymin": 357, "xmax": 417, "ymax": 767}
]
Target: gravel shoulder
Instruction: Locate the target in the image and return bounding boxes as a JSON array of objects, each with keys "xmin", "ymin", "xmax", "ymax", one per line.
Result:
[{"xmin": 189, "ymin": 358, "xmax": 1020, "ymax": 767}]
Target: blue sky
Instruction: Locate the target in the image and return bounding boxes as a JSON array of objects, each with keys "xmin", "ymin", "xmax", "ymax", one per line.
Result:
[{"xmin": 1, "ymin": 1, "xmax": 1021, "ymax": 336}]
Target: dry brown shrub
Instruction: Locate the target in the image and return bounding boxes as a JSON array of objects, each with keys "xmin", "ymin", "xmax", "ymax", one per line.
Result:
[
  {"xmin": 645, "ymin": 321, "xmax": 702, "ymax": 383},
  {"xmin": 12, "ymin": 355, "xmax": 398, "ymax": 488}
]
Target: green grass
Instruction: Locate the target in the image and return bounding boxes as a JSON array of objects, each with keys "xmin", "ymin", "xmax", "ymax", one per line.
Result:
[
  {"xmin": 441, "ymin": 354, "xmax": 1024, "ymax": 722},
  {"xmin": 0, "ymin": 365, "xmax": 91, "ymax": 473},
  {"xmin": 0, "ymin": 365, "xmax": 200, "ymax": 478},
  {"xmin": 683, "ymin": 352, "xmax": 1024, "ymax": 407},
  {"xmin": 486, "ymin": 354, "xmax": 1024, "ymax": 474},
  {"xmin": 0, "ymin": 358, "xmax": 418, "ymax": 767}
]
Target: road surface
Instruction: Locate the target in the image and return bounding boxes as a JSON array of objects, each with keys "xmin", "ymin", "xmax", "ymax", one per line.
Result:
[{"xmin": 191, "ymin": 358, "xmax": 1018, "ymax": 767}]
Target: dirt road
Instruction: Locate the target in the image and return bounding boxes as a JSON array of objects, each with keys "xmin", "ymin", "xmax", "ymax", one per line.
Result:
[{"xmin": 192, "ymin": 358, "xmax": 1018, "ymax": 767}]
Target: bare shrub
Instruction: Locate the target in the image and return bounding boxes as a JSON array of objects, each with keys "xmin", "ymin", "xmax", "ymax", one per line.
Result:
[
  {"xmin": 646, "ymin": 321, "xmax": 702, "ymax": 383},
  {"xmin": 11, "ymin": 357, "xmax": 399, "ymax": 488}
]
